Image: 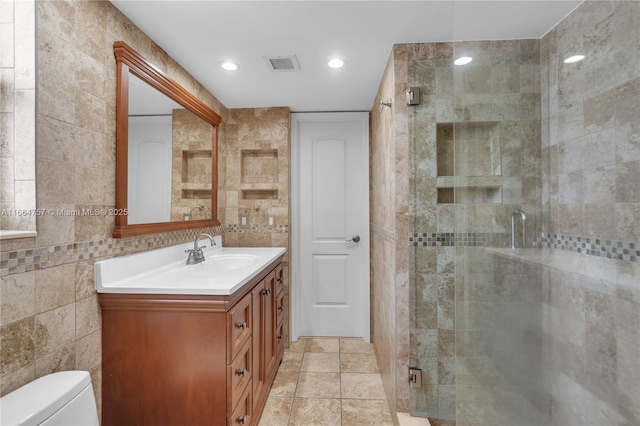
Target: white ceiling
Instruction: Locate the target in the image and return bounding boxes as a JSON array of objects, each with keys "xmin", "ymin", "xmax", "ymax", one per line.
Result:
[{"xmin": 110, "ymin": 1, "xmax": 581, "ymax": 112}]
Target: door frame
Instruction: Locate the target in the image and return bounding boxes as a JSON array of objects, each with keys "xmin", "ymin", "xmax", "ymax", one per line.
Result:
[{"xmin": 291, "ymin": 111, "xmax": 370, "ymax": 342}]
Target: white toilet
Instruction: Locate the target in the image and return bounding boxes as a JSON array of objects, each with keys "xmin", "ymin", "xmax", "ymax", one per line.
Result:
[{"xmin": 0, "ymin": 371, "xmax": 99, "ymax": 425}]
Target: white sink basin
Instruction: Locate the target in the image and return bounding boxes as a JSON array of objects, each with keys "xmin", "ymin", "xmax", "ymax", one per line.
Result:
[
  {"xmin": 205, "ymin": 254, "xmax": 262, "ymax": 270},
  {"xmin": 94, "ymin": 236, "xmax": 286, "ymax": 295}
]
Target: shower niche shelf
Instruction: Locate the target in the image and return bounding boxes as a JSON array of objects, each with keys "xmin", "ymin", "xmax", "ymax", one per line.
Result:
[
  {"xmin": 436, "ymin": 176, "xmax": 503, "ymax": 189},
  {"xmin": 436, "ymin": 122, "xmax": 503, "ymax": 204}
]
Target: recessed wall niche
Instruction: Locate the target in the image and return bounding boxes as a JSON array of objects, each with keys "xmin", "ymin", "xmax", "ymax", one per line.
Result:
[
  {"xmin": 436, "ymin": 122, "xmax": 503, "ymax": 204},
  {"xmin": 436, "ymin": 122, "xmax": 501, "ymax": 177},
  {"xmin": 181, "ymin": 150, "xmax": 212, "ymax": 199},
  {"xmin": 241, "ymin": 149, "xmax": 278, "ymax": 183},
  {"xmin": 240, "ymin": 149, "xmax": 279, "ymax": 200}
]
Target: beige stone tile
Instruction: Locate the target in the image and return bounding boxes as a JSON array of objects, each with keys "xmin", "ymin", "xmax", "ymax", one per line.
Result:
[
  {"xmin": 269, "ymin": 370, "xmax": 299, "ymax": 398},
  {"xmin": 34, "ymin": 303, "xmax": 74, "ymax": 358},
  {"xmin": 34, "ymin": 342, "xmax": 75, "ymax": 377},
  {"xmin": 396, "ymin": 412, "xmax": 432, "ymax": 425},
  {"xmin": 341, "ymin": 373, "xmax": 386, "ymax": 400},
  {"xmin": 295, "ymin": 372, "xmax": 340, "ymax": 399},
  {"xmin": 288, "ymin": 398, "xmax": 341, "ymax": 426},
  {"xmin": 0, "ymin": 363, "xmax": 35, "ymax": 397},
  {"xmin": 37, "ymin": 205, "xmax": 75, "ymax": 246},
  {"xmin": 0, "ymin": 316, "xmax": 34, "ymax": 376},
  {"xmin": 279, "ymin": 351, "xmax": 303, "ymax": 372},
  {"xmin": 288, "ymin": 338, "xmax": 307, "ymax": 353},
  {"xmin": 340, "ymin": 338, "xmax": 374, "ymax": 354},
  {"xmin": 258, "ymin": 395, "xmax": 292, "ymax": 426},
  {"xmin": 0, "ymin": 271, "xmax": 35, "ymax": 326},
  {"xmin": 75, "ymin": 330, "xmax": 101, "ymax": 371},
  {"xmin": 75, "ymin": 295, "xmax": 100, "ymax": 339},
  {"xmin": 305, "ymin": 337, "xmax": 339, "ymax": 353},
  {"xmin": 301, "ymin": 352, "xmax": 340, "ymax": 373},
  {"xmin": 340, "ymin": 353, "xmax": 380, "ymax": 374},
  {"xmin": 342, "ymin": 399, "xmax": 394, "ymax": 426},
  {"xmin": 35, "ymin": 263, "xmax": 75, "ymax": 314}
]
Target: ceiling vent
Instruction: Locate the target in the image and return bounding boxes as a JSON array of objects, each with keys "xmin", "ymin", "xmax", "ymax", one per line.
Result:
[{"xmin": 264, "ymin": 55, "xmax": 301, "ymax": 72}]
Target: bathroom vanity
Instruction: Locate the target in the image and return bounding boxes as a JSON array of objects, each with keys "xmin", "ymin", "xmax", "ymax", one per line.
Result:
[{"xmin": 95, "ymin": 238, "xmax": 286, "ymax": 426}]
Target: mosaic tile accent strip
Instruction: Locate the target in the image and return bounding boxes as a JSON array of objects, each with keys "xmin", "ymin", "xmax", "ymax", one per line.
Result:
[
  {"xmin": 538, "ymin": 233, "xmax": 638, "ymax": 263},
  {"xmin": 408, "ymin": 231, "xmax": 638, "ymax": 263},
  {"xmin": 225, "ymin": 224, "xmax": 289, "ymax": 233},
  {"xmin": 0, "ymin": 225, "xmax": 227, "ymax": 277},
  {"xmin": 409, "ymin": 232, "xmax": 512, "ymax": 247}
]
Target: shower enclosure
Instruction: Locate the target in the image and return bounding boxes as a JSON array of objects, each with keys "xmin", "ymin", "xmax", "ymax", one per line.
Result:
[{"xmin": 408, "ymin": 2, "xmax": 639, "ymax": 425}]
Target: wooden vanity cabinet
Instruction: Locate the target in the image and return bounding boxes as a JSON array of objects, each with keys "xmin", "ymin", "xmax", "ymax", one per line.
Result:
[{"xmin": 99, "ymin": 259, "xmax": 284, "ymax": 426}]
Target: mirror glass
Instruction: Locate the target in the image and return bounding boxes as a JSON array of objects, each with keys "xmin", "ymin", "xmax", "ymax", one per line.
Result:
[
  {"xmin": 127, "ymin": 74, "xmax": 213, "ymax": 224},
  {"xmin": 113, "ymin": 41, "xmax": 221, "ymax": 238}
]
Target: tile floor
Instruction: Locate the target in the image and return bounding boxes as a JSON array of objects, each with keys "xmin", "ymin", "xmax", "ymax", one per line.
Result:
[{"xmin": 258, "ymin": 337, "xmax": 394, "ymax": 425}]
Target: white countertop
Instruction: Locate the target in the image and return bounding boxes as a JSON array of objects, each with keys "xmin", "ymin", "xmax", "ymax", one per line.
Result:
[{"xmin": 95, "ymin": 236, "xmax": 286, "ymax": 295}]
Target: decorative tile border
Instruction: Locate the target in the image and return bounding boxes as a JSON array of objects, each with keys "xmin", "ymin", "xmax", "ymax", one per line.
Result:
[
  {"xmin": 409, "ymin": 232, "xmax": 512, "ymax": 247},
  {"xmin": 225, "ymin": 224, "xmax": 289, "ymax": 233},
  {"xmin": 408, "ymin": 231, "xmax": 638, "ymax": 263},
  {"xmin": 538, "ymin": 233, "xmax": 638, "ymax": 263},
  {"xmin": 0, "ymin": 225, "xmax": 226, "ymax": 277}
]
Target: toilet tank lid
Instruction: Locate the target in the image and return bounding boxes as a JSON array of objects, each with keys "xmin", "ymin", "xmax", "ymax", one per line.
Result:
[{"xmin": 0, "ymin": 370, "xmax": 91, "ymax": 426}]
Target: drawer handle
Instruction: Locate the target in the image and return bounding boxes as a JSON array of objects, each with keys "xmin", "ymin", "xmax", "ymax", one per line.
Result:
[
  {"xmin": 237, "ymin": 416, "xmax": 246, "ymax": 424},
  {"xmin": 263, "ymin": 289, "xmax": 271, "ymax": 296},
  {"xmin": 277, "ymin": 306, "xmax": 284, "ymax": 312},
  {"xmin": 236, "ymin": 322, "xmax": 247, "ymax": 329},
  {"xmin": 276, "ymin": 277, "xmax": 282, "ymax": 283},
  {"xmin": 277, "ymin": 335, "xmax": 282, "ymax": 341},
  {"xmin": 236, "ymin": 368, "xmax": 246, "ymax": 377}
]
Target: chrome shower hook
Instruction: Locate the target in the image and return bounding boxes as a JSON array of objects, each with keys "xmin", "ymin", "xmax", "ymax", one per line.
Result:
[{"xmin": 379, "ymin": 98, "xmax": 392, "ymax": 112}]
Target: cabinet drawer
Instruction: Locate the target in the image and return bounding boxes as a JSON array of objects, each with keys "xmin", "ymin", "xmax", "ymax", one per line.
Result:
[
  {"xmin": 227, "ymin": 379, "xmax": 252, "ymax": 426},
  {"xmin": 275, "ymin": 264, "xmax": 284, "ymax": 296},
  {"xmin": 276, "ymin": 290, "xmax": 285, "ymax": 325},
  {"xmin": 227, "ymin": 337, "xmax": 252, "ymax": 413},
  {"xmin": 227, "ymin": 292, "xmax": 252, "ymax": 361}
]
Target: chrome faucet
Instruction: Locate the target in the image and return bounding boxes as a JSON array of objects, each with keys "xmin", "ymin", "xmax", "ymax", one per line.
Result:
[
  {"xmin": 511, "ymin": 210, "xmax": 527, "ymax": 250},
  {"xmin": 185, "ymin": 233, "xmax": 216, "ymax": 265}
]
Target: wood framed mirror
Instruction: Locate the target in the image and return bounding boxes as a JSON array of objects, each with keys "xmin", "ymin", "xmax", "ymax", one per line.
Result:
[{"xmin": 113, "ymin": 41, "xmax": 221, "ymax": 238}]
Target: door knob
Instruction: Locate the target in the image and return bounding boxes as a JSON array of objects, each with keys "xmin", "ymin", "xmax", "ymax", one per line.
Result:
[{"xmin": 345, "ymin": 235, "xmax": 360, "ymax": 243}]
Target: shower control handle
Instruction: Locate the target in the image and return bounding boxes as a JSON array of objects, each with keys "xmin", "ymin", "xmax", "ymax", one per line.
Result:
[{"xmin": 345, "ymin": 235, "xmax": 361, "ymax": 243}]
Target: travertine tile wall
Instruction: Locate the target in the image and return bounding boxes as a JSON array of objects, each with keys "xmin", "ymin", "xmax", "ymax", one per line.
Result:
[
  {"xmin": 458, "ymin": 245, "xmax": 639, "ymax": 425},
  {"xmin": 370, "ymin": 45, "xmax": 413, "ymax": 420},
  {"xmin": 403, "ymin": 38, "xmax": 541, "ymax": 422},
  {"xmin": 222, "ymin": 107, "xmax": 291, "ymax": 345},
  {"xmin": 541, "ymin": 0, "xmax": 639, "ymax": 249},
  {"xmin": 0, "ymin": 0, "xmax": 36, "ymax": 232},
  {"xmin": 0, "ymin": 1, "xmax": 229, "ymax": 418},
  {"xmin": 170, "ymin": 108, "xmax": 214, "ymax": 221}
]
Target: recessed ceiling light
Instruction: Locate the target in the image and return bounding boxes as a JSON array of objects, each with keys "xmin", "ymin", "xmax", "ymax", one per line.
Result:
[
  {"xmin": 454, "ymin": 56, "xmax": 473, "ymax": 66},
  {"xmin": 328, "ymin": 58, "xmax": 345, "ymax": 69},
  {"xmin": 564, "ymin": 55, "xmax": 585, "ymax": 64},
  {"xmin": 220, "ymin": 61, "xmax": 238, "ymax": 71}
]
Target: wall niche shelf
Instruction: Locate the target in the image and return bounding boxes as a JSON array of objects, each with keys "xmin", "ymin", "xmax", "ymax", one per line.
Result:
[
  {"xmin": 241, "ymin": 149, "xmax": 278, "ymax": 183},
  {"xmin": 241, "ymin": 189, "xmax": 279, "ymax": 200},
  {"xmin": 182, "ymin": 150, "xmax": 212, "ymax": 185},
  {"xmin": 179, "ymin": 150, "xmax": 213, "ymax": 200},
  {"xmin": 436, "ymin": 176, "xmax": 503, "ymax": 189}
]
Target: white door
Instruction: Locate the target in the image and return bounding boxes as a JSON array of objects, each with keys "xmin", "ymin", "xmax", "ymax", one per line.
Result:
[
  {"xmin": 128, "ymin": 116, "xmax": 172, "ymax": 224},
  {"xmin": 292, "ymin": 112, "xmax": 370, "ymax": 341}
]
